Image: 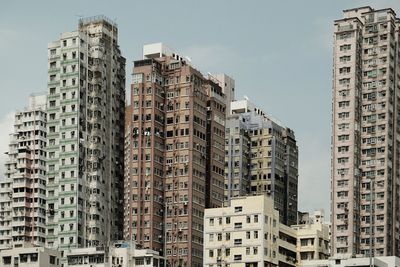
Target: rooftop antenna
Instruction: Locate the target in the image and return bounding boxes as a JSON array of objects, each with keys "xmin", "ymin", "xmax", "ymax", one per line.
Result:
[{"xmin": 76, "ymin": 14, "xmax": 84, "ymax": 26}]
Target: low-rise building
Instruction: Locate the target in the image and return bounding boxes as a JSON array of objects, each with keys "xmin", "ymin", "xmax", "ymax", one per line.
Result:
[
  {"xmin": 204, "ymin": 195, "xmax": 297, "ymax": 267},
  {"xmin": 301, "ymin": 255, "xmax": 400, "ymax": 267},
  {"xmin": 0, "ymin": 242, "xmax": 60, "ymax": 267},
  {"xmin": 65, "ymin": 241, "xmax": 164, "ymax": 267},
  {"xmin": 291, "ymin": 210, "xmax": 330, "ymax": 265}
]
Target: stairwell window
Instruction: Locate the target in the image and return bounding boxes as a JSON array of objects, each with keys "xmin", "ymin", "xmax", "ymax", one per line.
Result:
[
  {"xmin": 234, "ymin": 206, "xmax": 242, "ymax": 213},
  {"xmin": 234, "ymin": 222, "xmax": 242, "ymax": 229},
  {"xmin": 234, "ymin": 255, "xmax": 242, "ymax": 261},
  {"xmin": 234, "ymin": 239, "xmax": 242, "ymax": 245}
]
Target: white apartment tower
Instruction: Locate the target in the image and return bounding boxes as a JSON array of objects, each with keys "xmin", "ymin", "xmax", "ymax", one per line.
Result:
[
  {"xmin": 45, "ymin": 16, "xmax": 125, "ymax": 258},
  {"xmin": 332, "ymin": 6, "xmax": 400, "ymax": 257},
  {"xmin": 0, "ymin": 94, "xmax": 47, "ymax": 249}
]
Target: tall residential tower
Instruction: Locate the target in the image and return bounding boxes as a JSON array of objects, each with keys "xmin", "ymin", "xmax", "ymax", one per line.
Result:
[
  {"xmin": 224, "ymin": 98, "xmax": 299, "ymax": 226},
  {"xmin": 332, "ymin": 6, "xmax": 400, "ymax": 257},
  {"xmin": 45, "ymin": 16, "xmax": 125, "ymax": 259},
  {"xmin": 0, "ymin": 94, "xmax": 47, "ymax": 249},
  {"xmin": 124, "ymin": 43, "xmax": 226, "ymax": 267}
]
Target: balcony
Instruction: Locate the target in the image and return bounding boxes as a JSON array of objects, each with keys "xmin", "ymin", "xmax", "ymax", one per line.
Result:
[
  {"xmin": 60, "ymin": 71, "xmax": 79, "ymax": 78},
  {"xmin": 47, "ymin": 80, "xmax": 60, "ymax": 87},
  {"xmin": 338, "ymin": 24, "xmax": 354, "ymax": 32},
  {"xmin": 61, "ymin": 58, "xmax": 79, "ymax": 65},
  {"xmin": 48, "ymin": 67, "xmax": 60, "ymax": 75},
  {"xmin": 49, "ymin": 53, "xmax": 60, "ymax": 60}
]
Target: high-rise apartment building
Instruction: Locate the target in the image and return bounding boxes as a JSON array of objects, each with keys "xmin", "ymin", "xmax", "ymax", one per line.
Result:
[
  {"xmin": 224, "ymin": 98, "xmax": 298, "ymax": 226},
  {"xmin": 124, "ymin": 43, "xmax": 226, "ymax": 267},
  {"xmin": 332, "ymin": 6, "xmax": 400, "ymax": 257},
  {"xmin": 0, "ymin": 94, "xmax": 47, "ymax": 249},
  {"xmin": 45, "ymin": 16, "xmax": 125, "ymax": 258}
]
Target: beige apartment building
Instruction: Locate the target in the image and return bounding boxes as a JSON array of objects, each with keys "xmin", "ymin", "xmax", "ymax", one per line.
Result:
[
  {"xmin": 0, "ymin": 242, "xmax": 61, "ymax": 267},
  {"xmin": 204, "ymin": 195, "xmax": 297, "ymax": 267},
  {"xmin": 124, "ymin": 43, "xmax": 226, "ymax": 267},
  {"xmin": 332, "ymin": 6, "xmax": 400, "ymax": 257},
  {"xmin": 291, "ymin": 211, "xmax": 330, "ymax": 265},
  {"xmin": 65, "ymin": 241, "xmax": 164, "ymax": 267}
]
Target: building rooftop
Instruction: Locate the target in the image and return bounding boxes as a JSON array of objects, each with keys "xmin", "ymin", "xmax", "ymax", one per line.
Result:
[{"xmin": 78, "ymin": 15, "xmax": 117, "ymax": 28}]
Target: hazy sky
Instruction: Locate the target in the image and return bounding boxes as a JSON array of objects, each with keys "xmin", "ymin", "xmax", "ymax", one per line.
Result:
[{"xmin": 1, "ymin": 0, "xmax": 400, "ymax": 215}]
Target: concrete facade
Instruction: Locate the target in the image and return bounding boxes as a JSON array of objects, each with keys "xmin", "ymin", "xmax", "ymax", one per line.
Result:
[
  {"xmin": 332, "ymin": 7, "xmax": 400, "ymax": 257},
  {"xmin": 225, "ymin": 98, "xmax": 298, "ymax": 226},
  {"xmin": 291, "ymin": 211, "xmax": 330, "ymax": 265},
  {"xmin": 0, "ymin": 94, "xmax": 47, "ymax": 249},
  {"xmin": 210, "ymin": 73, "xmax": 235, "ymax": 117},
  {"xmin": 301, "ymin": 255, "xmax": 400, "ymax": 267},
  {"xmin": 45, "ymin": 16, "xmax": 125, "ymax": 261},
  {"xmin": 0, "ymin": 243, "xmax": 60, "ymax": 267},
  {"xmin": 65, "ymin": 242, "xmax": 164, "ymax": 267},
  {"xmin": 124, "ymin": 43, "xmax": 225, "ymax": 267},
  {"xmin": 204, "ymin": 195, "xmax": 297, "ymax": 267}
]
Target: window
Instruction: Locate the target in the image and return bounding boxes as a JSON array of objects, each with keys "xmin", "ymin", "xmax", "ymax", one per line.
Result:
[
  {"xmin": 234, "ymin": 206, "xmax": 242, "ymax": 212},
  {"xmin": 209, "ymin": 234, "xmax": 214, "ymax": 242},
  {"xmin": 225, "ymin": 233, "xmax": 230, "ymax": 241},
  {"xmin": 234, "ymin": 239, "xmax": 242, "ymax": 245},
  {"xmin": 254, "ymin": 215, "xmax": 258, "ymax": 223},
  {"xmin": 301, "ymin": 239, "xmax": 308, "ymax": 246},
  {"xmin": 49, "ymin": 256, "xmax": 56, "ymax": 264},
  {"xmin": 31, "ymin": 253, "xmax": 38, "ymax": 262},
  {"xmin": 234, "ymin": 255, "xmax": 242, "ymax": 261},
  {"xmin": 226, "ymin": 248, "xmax": 230, "ymax": 256},
  {"xmin": 234, "ymin": 222, "xmax": 242, "ymax": 229},
  {"xmin": 339, "ymin": 44, "xmax": 351, "ymax": 51}
]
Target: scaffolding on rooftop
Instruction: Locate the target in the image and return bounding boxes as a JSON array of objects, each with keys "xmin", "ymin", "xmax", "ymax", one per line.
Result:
[{"xmin": 79, "ymin": 15, "xmax": 117, "ymax": 28}]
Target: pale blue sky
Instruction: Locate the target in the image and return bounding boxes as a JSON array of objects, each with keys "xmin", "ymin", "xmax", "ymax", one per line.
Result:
[{"xmin": 1, "ymin": 0, "xmax": 399, "ymax": 214}]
